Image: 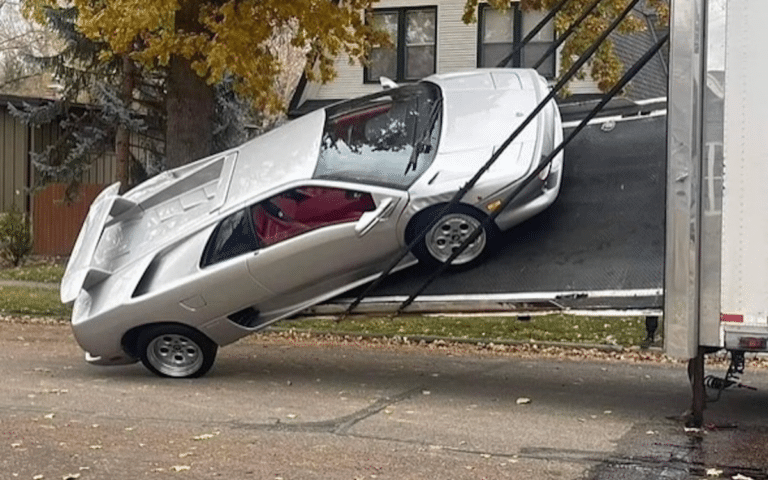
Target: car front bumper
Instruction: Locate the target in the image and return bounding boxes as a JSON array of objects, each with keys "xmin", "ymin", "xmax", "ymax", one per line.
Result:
[
  {"xmin": 84, "ymin": 351, "xmax": 138, "ymax": 366},
  {"xmin": 493, "ymin": 160, "xmax": 563, "ymax": 232}
]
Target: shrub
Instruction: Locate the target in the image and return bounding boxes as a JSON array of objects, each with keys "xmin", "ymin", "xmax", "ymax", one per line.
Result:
[{"xmin": 0, "ymin": 204, "xmax": 33, "ymax": 267}]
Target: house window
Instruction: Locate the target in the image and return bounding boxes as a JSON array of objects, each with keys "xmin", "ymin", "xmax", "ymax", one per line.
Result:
[
  {"xmin": 366, "ymin": 7, "xmax": 437, "ymax": 83},
  {"xmin": 478, "ymin": 3, "xmax": 555, "ymax": 79}
]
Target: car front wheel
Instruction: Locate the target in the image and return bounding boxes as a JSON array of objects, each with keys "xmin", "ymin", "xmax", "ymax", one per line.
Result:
[
  {"xmin": 409, "ymin": 205, "xmax": 497, "ymax": 269},
  {"xmin": 137, "ymin": 325, "xmax": 217, "ymax": 378}
]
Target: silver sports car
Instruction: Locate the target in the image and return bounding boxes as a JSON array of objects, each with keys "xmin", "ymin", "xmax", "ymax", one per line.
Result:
[{"xmin": 61, "ymin": 68, "xmax": 563, "ymax": 377}]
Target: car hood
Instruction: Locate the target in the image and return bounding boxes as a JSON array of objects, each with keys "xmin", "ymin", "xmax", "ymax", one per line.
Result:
[
  {"xmin": 429, "ymin": 70, "xmax": 543, "ymax": 156},
  {"xmin": 414, "ymin": 70, "xmax": 545, "ymax": 191}
]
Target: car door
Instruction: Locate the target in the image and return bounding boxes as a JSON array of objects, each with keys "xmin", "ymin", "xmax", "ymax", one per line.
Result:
[
  {"xmin": 195, "ymin": 208, "xmax": 275, "ymax": 317},
  {"xmin": 244, "ymin": 183, "xmax": 408, "ymax": 312}
]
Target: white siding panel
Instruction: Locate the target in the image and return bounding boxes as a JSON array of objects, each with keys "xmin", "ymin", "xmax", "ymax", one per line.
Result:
[
  {"xmin": 436, "ymin": 1, "xmax": 476, "ymax": 73},
  {"xmin": 309, "ymin": 54, "xmax": 377, "ymax": 101},
  {"xmin": 297, "ymin": 78, "xmax": 322, "ymax": 106},
  {"xmin": 306, "ymin": 0, "xmax": 479, "ymax": 102},
  {"xmin": 302, "ymin": 0, "xmax": 589, "ymax": 102}
]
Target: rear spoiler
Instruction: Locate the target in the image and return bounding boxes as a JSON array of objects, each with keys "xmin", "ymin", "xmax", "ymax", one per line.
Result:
[
  {"xmin": 60, "ymin": 183, "xmax": 123, "ymax": 304},
  {"xmin": 60, "ymin": 152, "xmax": 238, "ymax": 305}
]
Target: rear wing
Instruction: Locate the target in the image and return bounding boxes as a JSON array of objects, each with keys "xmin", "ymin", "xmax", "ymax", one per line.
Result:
[
  {"xmin": 60, "ymin": 152, "xmax": 237, "ymax": 304},
  {"xmin": 61, "ymin": 183, "xmax": 122, "ymax": 304}
]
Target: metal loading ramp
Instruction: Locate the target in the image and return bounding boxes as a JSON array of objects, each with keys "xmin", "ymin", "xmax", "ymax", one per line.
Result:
[{"xmin": 314, "ymin": 112, "xmax": 667, "ymax": 315}]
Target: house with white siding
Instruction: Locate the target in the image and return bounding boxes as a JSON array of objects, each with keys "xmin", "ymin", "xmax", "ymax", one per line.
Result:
[{"xmin": 289, "ymin": 0, "xmax": 668, "ymax": 116}]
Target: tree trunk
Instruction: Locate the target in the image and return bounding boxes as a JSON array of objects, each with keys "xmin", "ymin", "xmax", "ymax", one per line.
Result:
[
  {"xmin": 165, "ymin": 55, "xmax": 215, "ymax": 169},
  {"xmin": 115, "ymin": 55, "xmax": 134, "ymax": 193},
  {"xmin": 165, "ymin": 0, "xmax": 215, "ymax": 169}
]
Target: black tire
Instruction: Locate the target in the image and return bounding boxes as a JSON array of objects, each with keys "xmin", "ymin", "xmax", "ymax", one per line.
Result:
[
  {"xmin": 407, "ymin": 205, "xmax": 497, "ymax": 269},
  {"xmin": 137, "ymin": 324, "xmax": 217, "ymax": 378}
]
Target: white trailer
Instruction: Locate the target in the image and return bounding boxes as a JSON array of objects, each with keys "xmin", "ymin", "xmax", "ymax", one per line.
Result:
[{"xmin": 666, "ymin": 0, "xmax": 768, "ymax": 425}]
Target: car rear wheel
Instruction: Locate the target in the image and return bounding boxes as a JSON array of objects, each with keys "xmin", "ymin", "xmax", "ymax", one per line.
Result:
[
  {"xmin": 409, "ymin": 205, "xmax": 497, "ymax": 269},
  {"xmin": 137, "ymin": 325, "xmax": 217, "ymax": 378}
]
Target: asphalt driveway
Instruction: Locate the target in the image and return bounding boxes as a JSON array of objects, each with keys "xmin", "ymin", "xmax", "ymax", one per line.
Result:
[{"xmin": 2, "ymin": 318, "xmax": 768, "ymax": 479}]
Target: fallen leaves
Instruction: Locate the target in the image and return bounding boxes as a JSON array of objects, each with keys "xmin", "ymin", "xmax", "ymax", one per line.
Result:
[{"xmin": 41, "ymin": 388, "xmax": 69, "ymax": 395}]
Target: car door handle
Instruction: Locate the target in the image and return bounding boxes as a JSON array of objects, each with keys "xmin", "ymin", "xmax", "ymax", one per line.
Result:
[{"xmin": 355, "ymin": 198, "xmax": 395, "ymax": 236}]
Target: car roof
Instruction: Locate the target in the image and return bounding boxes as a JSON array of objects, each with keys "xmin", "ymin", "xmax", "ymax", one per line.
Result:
[{"xmin": 224, "ymin": 109, "xmax": 326, "ymax": 207}]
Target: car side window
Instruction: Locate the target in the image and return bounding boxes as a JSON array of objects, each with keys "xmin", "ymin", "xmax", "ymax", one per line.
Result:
[
  {"xmin": 252, "ymin": 186, "xmax": 376, "ymax": 247},
  {"xmin": 201, "ymin": 209, "xmax": 259, "ymax": 267}
]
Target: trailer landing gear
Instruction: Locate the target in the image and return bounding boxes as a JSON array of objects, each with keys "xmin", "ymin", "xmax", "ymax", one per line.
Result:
[
  {"xmin": 687, "ymin": 349, "xmax": 757, "ymax": 427},
  {"xmin": 687, "ymin": 348, "xmax": 706, "ymax": 428},
  {"xmin": 704, "ymin": 350, "xmax": 756, "ymax": 400}
]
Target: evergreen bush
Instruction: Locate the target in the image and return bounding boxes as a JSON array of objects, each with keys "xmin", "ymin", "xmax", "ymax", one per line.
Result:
[{"xmin": 0, "ymin": 204, "xmax": 33, "ymax": 267}]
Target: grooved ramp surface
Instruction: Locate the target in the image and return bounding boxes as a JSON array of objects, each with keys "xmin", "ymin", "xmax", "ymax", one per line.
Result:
[{"xmin": 354, "ymin": 114, "xmax": 667, "ymax": 305}]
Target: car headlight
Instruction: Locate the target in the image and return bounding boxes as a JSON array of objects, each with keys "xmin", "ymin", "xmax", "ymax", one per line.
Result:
[
  {"xmin": 538, "ymin": 157, "xmax": 552, "ymax": 181},
  {"xmin": 486, "ymin": 199, "xmax": 503, "ymax": 212}
]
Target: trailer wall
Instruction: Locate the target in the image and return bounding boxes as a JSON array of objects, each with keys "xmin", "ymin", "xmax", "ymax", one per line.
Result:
[{"xmin": 718, "ymin": 0, "xmax": 768, "ymax": 345}]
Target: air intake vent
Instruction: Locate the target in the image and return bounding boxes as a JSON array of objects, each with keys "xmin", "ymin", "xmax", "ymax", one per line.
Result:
[{"xmin": 228, "ymin": 307, "xmax": 262, "ymax": 328}]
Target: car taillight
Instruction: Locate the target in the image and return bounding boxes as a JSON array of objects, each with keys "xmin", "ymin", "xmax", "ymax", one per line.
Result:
[
  {"xmin": 721, "ymin": 313, "xmax": 744, "ymax": 323},
  {"xmin": 738, "ymin": 337, "xmax": 767, "ymax": 350}
]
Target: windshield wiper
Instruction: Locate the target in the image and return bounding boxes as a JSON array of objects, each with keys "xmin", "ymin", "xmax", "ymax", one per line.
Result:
[{"xmin": 405, "ymin": 97, "xmax": 442, "ymax": 175}]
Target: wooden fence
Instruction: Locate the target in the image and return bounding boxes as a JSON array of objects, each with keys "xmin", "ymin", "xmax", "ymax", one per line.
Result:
[
  {"xmin": 0, "ymin": 94, "xmax": 121, "ymax": 256},
  {"xmin": 0, "ymin": 107, "xmax": 33, "ymax": 213},
  {"xmin": 32, "ymin": 183, "xmax": 107, "ymax": 256}
]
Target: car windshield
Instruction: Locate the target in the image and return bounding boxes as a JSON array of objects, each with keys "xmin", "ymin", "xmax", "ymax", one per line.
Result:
[{"xmin": 314, "ymin": 82, "xmax": 442, "ymax": 189}]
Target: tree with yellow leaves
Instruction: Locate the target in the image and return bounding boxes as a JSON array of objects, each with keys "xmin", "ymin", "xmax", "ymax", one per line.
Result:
[
  {"xmin": 24, "ymin": 0, "xmax": 388, "ymax": 169},
  {"xmin": 19, "ymin": 0, "xmax": 667, "ymax": 181}
]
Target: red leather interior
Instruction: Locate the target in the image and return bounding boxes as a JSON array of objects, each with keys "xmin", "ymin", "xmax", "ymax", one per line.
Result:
[{"xmin": 253, "ymin": 187, "xmax": 375, "ymax": 247}]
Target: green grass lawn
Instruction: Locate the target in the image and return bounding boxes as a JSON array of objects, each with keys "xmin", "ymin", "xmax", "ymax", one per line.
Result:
[
  {"xmin": 0, "ymin": 261, "xmax": 654, "ymax": 347},
  {"xmin": 0, "ymin": 285, "xmax": 71, "ymax": 317},
  {"xmin": 0, "ymin": 261, "xmax": 66, "ymax": 283},
  {"xmin": 283, "ymin": 313, "xmax": 650, "ymax": 347},
  {"xmin": 0, "ymin": 283, "xmax": 651, "ymax": 346}
]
